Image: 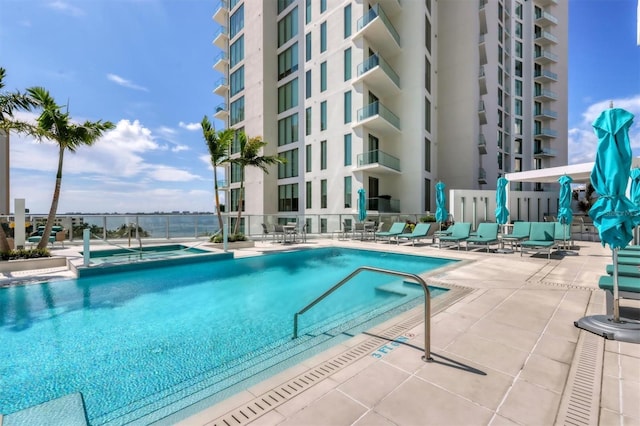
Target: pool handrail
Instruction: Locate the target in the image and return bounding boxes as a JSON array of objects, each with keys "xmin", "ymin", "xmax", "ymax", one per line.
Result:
[{"xmin": 292, "ymin": 266, "xmax": 433, "ymax": 362}]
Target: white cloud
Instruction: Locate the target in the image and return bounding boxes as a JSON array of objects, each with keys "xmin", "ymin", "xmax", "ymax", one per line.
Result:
[
  {"xmin": 47, "ymin": 1, "xmax": 84, "ymax": 17},
  {"xmin": 568, "ymin": 94, "xmax": 640, "ymax": 164},
  {"xmin": 179, "ymin": 121, "xmax": 201, "ymax": 131},
  {"xmin": 171, "ymin": 145, "xmax": 189, "ymax": 152},
  {"xmin": 106, "ymin": 73, "xmax": 149, "ymax": 92},
  {"xmin": 146, "ymin": 165, "xmax": 202, "ymax": 182}
]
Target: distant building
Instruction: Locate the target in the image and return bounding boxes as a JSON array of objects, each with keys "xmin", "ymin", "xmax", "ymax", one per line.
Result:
[{"xmin": 212, "ymin": 0, "xmax": 568, "ymax": 226}]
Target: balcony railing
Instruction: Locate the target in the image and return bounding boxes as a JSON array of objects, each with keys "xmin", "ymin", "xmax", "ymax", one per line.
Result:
[
  {"xmin": 213, "ymin": 0, "xmax": 228, "ymax": 23},
  {"xmin": 534, "ymin": 148, "xmax": 557, "ymax": 157},
  {"xmin": 534, "ymin": 89, "xmax": 558, "ymax": 100},
  {"xmin": 534, "ymin": 69, "xmax": 558, "ymax": 81},
  {"xmin": 478, "ymin": 134, "xmax": 487, "ymax": 154},
  {"xmin": 535, "ymin": 30, "xmax": 558, "ymax": 44},
  {"xmin": 357, "ymin": 4, "xmax": 401, "ymax": 47},
  {"xmin": 357, "ymin": 54, "xmax": 401, "ymax": 88},
  {"xmin": 535, "ymin": 50, "xmax": 558, "ymax": 62},
  {"xmin": 478, "ymin": 168, "xmax": 487, "ymax": 183},
  {"xmin": 534, "ymin": 128, "xmax": 558, "ymax": 138},
  {"xmin": 535, "ymin": 109, "xmax": 558, "ymax": 119},
  {"xmin": 535, "ymin": 10, "xmax": 558, "ymax": 25},
  {"xmin": 357, "ymin": 150, "xmax": 401, "ymax": 171},
  {"xmin": 367, "ymin": 197, "xmax": 400, "ymax": 213},
  {"xmin": 357, "ymin": 101, "xmax": 401, "ymax": 130}
]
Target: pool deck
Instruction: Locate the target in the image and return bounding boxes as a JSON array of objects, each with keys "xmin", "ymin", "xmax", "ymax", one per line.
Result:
[{"xmin": 1, "ymin": 238, "xmax": 639, "ymax": 425}]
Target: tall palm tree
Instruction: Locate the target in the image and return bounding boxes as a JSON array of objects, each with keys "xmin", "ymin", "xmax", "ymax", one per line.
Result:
[
  {"xmin": 0, "ymin": 67, "xmax": 40, "ymax": 253},
  {"xmin": 229, "ymin": 131, "xmax": 284, "ymax": 235},
  {"xmin": 201, "ymin": 115, "xmax": 233, "ymax": 231},
  {"xmin": 27, "ymin": 87, "xmax": 114, "ymax": 250}
]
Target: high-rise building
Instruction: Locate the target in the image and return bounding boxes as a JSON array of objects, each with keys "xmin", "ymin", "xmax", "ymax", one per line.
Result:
[{"xmin": 212, "ymin": 0, "xmax": 567, "ymax": 225}]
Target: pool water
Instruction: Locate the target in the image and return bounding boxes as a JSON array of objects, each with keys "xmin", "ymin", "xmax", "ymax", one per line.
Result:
[
  {"xmin": 0, "ymin": 248, "xmax": 455, "ymax": 424},
  {"xmin": 84, "ymin": 244, "xmax": 209, "ymax": 265}
]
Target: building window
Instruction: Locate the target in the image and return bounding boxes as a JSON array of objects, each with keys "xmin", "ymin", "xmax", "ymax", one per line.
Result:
[
  {"xmin": 344, "ymin": 48, "xmax": 352, "ymax": 81},
  {"xmin": 498, "ymin": 46, "xmax": 503, "ymax": 65},
  {"xmin": 305, "ymin": 107, "xmax": 312, "ymax": 135},
  {"xmin": 425, "ymin": 0, "xmax": 431, "ymax": 13},
  {"xmin": 344, "ymin": 91, "xmax": 352, "ymax": 124},
  {"xmin": 230, "ymin": 96, "xmax": 245, "ymax": 125},
  {"xmin": 230, "ymin": 66, "xmax": 244, "ymax": 97},
  {"xmin": 320, "ymin": 61, "xmax": 327, "ymax": 92},
  {"xmin": 278, "ymin": 148, "xmax": 299, "ymax": 178},
  {"xmin": 344, "ymin": 134, "xmax": 352, "ymax": 166},
  {"xmin": 305, "ymin": 70, "xmax": 312, "ymax": 98},
  {"xmin": 278, "ymin": 7, "xmax": 298, "ymax": 47},
  {"xmin": 344, "ymin": 176, "xmax": 352, "ymax": 208},
  {"xmin": 515, "ymin": 99, "xmax": 522, "ymax": 116},
  {"xmin": 231, "ymin": 127, "xmax": 243, "ymax": 154},
  {"xmin": 306, "ymin": 181, "xmax": 312, "ymax": 208},
  {"xmin": 278, "ymin": 183, "xmax": 299, "ymax": 211},
  {"xmin": 230, "ymin": 35, "xmax": 244, "ymax": 68},
  {"xmin": 425, "ymin": 57, "xmax": 431, "ymax": 92},
  {"xmin": 320, "ymin": 101, "xmax": 327, "ymax": 131},
  {"xmin": 344, "ymin": 4, "xmax": 352, "ymax": 38},
  {"xmin": 230, "ymin": 0, "xmax": 241, "ymax": 9},
  {"xmin": 278, "ymin": 113, "xmax": 299, "ymax": 146},
  {"xmin": 498, "ymin": 88, "xmax": 503, "ymax": 107},
  {"xmin": 320, "ymin": 218, "xmax": 327, "ymax": 233},
  {"xmin": 230, "ymin": 162, "xmax": 244, "ymax": 183},
  {"xmin": 305, "ymin": 32, "xmax": 311, "ymax": 62},
  {"xmin": 320, "ymin": 0, "xmax": 326, "ymax": 13},
  {"xmin": 425, "ymin": 98, "xmax": 431, "ymax": 132},
  {"xmin": 306, "ymin": 144, "xmax": 312, "ymax": 172},
  {"xmin": 515, "ymin": 2, "xmax": 523, "ymax": 19},
  {"xmin": 320, "ymin": 140, "xmax": 327, "ymax": 169},
  {"xmin": 497, "ymin": 153, "xmax": 503, "ymax": 170},
  {"xmin": 230, "ymin": 188, "xmax": 245, "ymax": 212},
  {"xmin": 515, "ymin": 41, "xmax": 523, "ymax": 59},
  {"xmin": 278, "ymin": 0, "xmax": 295, "ymax": 14},
  {"xmin": 230, "ymin": 4, "xmax": 244, "ymax": 39},
  {"xmin": 425, "ymin": 15, "xmax": 431, "ymax": 54},
  {"xmin": 515, "ymin": 21, "xmax": 523, "ymax": 38},
  {"xmin": 515, "ymin": 60, "xmax": 523, "ymax": 77},
  {"xmin": 305, "ymin": 0, "xmax": 311, "ymax": 24},
  {"xmin": 278, "ymin": 43, "xmax": 299, "ymax": 80},
  {"xmin": 278, "ymin": 78, "xmax": 298, "ymax": 113},
  {"xmin": 320, "ymin": 21, "xmax": 327, "ymax": 52},
  {"xmin": 515, "ymin": 79, "xmax": 523, "ymax": 97},
  {"xmin": 515, "ymin": 118, "xmax": 523, "ymax": 135},
  {"xmin": 515, "ymin": 157, "xmax": 522, "ymax": 172},
  {"xmin": 321, "ymin": 179, "xmax": 327, "ymax": 208},
  {"xmin": 425, "ymin": 137, "xmax": 431, "ymax": 172},
  {"xmin": 424, "ymin": 178, "xmax": 431, "ymax": 212}
]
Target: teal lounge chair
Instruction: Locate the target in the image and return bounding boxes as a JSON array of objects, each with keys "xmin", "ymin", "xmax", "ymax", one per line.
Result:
[
  {"xmin": 597, "ymin": 275, "xmax": 640, "ymax": 315},
  {"xmin": 397, "ymin": 223, "xmax": 431, "ymax": 246},
  {"xmin": 520, "ymin": 222, "xmax": 556, "ymax": 259},
  {"xmin": 605, "ymin": 264, "xmax": 640, "ymax": 278},
  {"xmin": 500, "ymin": 221, "xmax": 531, "ymax": 251},
  {"xmin": 438, "ymin": 222, "xmax": 472, "ymax": 250},
  {"xmin": 375, "ymin": 222, "xmax": 406, "ymax": 244},
  {"xmin": 553, "ymin": 222, "xmax": 572, "ymax": 250},
  {"xmin": 465, "ymin": 223, "xmax": 499, "ymax": 252},
  {"xmin": 616, "ymin": 249, "xmax": 640, "ymax": 258},
  {"xmin": 617, "ymin": 256, "xmax": 640, "ymax": 266}
]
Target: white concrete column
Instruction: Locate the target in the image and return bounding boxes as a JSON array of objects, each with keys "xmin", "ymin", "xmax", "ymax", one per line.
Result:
[{"xmin": 14, "ymin": 198, "xmax": 25, "ymax": 249}]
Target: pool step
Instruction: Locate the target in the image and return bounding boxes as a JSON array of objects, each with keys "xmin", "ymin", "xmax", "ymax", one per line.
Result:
[{"xmin": 2, "ymin": 393, "xmax": 88, "ymax": 426}]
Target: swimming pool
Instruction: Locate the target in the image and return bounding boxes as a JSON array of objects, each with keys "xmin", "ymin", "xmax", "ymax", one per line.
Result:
[
  {"xmin": 84, "ymin": 244, "xmax": 210, "ymax": 265},
  {"xmin": 0, "ymin": 247, "xmax": 456, "ymax": 424}
]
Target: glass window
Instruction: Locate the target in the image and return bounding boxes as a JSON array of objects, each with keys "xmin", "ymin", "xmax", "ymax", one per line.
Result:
[
  {"xmin": 344, "ymin": 176, "xmax": 352, "ymax": 208},
  {"xmin": 515, "ymin": 22, "xmax": 523, "ymax": 38},
  {"xmin": 515, "ymin": 60, "xmax": 523, "ymax": 77},
  {"xmin": 306, "ymin": 181, "xmax": 312, "ymax": 208},
  {"xmin": 230, "ymin": 4, "xmax": 244, "ymax": 39},
  {"xmin": 344, "ymin": 48, "xmax": 352, "ymax": 81},
  {"xmin": 277, "ymin": 78, "xmax": 298, "ymax": 113},
  {"xmin": 321, "ymin": 179, "xmax": 327, "ymax": 208},
  {"xmin": 278, "ymin": 7, "xmax": 298, "ymax": 47},
  {"xmin": 425, "ymin": 97, "xmax": 431, "ymax": 132},
  {"xmin": 230, "ymin": 162, "xmax": 244, "ymax": 183},
  {"xmin": 278, "ymin": 0, "xmax": 295, "ymax": 14},
  {"xmin": 425, "ymin": 15, "xmax": 431, "ymax": 54},
  {"xmin": 230, "ymin": 66, "xmax": 244, "ymax": 97},
  {"xmin": 515, "ymin": 99, "xmax": 523, "ymax": 116},
  {"xmin": 230, "ymin": 0, "xmax": 241, "ymax": 10},
  {"xmin": 515, "ymin": 79, "xmax": 522, "ymax": 96},
  {"xmin": 230, "ymin": 96, "xmax": 245, "ymax": 125},
  {"xmin": 424, "ymin": 178, "xmax": 431, "ymax": 212},
  {"xmin": 306, "ymin": 144, "xmax": 312, "ymax": 172},
  {"xmin": 321, "ymin": 0, "xmax": 326, "ymax": 13},
  {"xmin": 344, "ymin": 91, "xmax": 352, "ymax": 124},
  {"xmin": 278, "ymin": 43, "xmax": 299, "ymax": 80},
  {"xmin": 278, "ymin": 183, "xmax": 299, "ymax": 212},
  {"xmin": 278, "ymin": 113, "xmax": 299, "ymax": 146},
  {"xmin": 498, "ymin": 88, "xmax": 503, "ymax": 107},
  {"xmin": 515, "ymin": 2, "xmax": 523, "ymax": 19},
  {"xmin": 230, "ymin": 188, "xmax": 244, "ymax": 212},
  {"xmin": 305, "ymin": 0, "xmax": 311, "ymax": 24},
  {"xmin": 277, "ymin": 148, "xmax": 298, "ymax": 178},
  {"xmin": 230, "ymin": 35, "xmax": 244, "ymax": 68},
  {"xmin": 425, "ymin": 57, "xmax": 431, "ymax": 92},
  {"xmin": 425, "ymin": 137, "xmax": 431, "ymax": 172},
  {"xmin": 344, "ymin": 134, "xmax": 352, "ymax": 166},
  {"xmin": 320, "ymin": 140, "xmax": 327, "ymax": 169},
  {"xmin": 305, "ymin": 70, "xmax": 312, "ymax": 98},
  {"xmin": 344, "ymin": 4, "xmax": 352, "ymax": 38},
  {"xmin": 320, "ymin": 101, "xmax": 327, "ymax": 131},
  {"xmin": 515, "ymin": 41, "xmax": 522, "ymax": 59},
  {"xmin": 515, "ymin": 118, "xmax": 523, "ymax": 135},
  {"xmin": 305, "ymin": 32, "xmax": 312, "ymax": 62},
  {"xmin": 305, "ymin": 107, "xmax": 312, "ymax": 135},
  {"xmin": 498, "ymin": 46, "xmax": 503, "ymax": 65},
  {"xmin": 231, "ymin": 127, "xmax": 243, "ymax": 154},
  {"xmin": 320, "ymin": 61, "xmax": 327, "ymax": 92},
  {"xmin": 320, "ymin": 21, "xmax": 327, "ymax": 52}
]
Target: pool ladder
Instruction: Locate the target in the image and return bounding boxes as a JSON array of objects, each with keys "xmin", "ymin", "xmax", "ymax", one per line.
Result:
[{"xmin": 292, "ymin": 266, "xmax": 433, "ymax": 362}]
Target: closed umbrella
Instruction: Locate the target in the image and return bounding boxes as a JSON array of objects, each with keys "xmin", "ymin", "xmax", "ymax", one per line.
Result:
[
  {"xmin": 495, "ymin": 177, "xmax": 509, "ymax": 226},
  {"xmin": 575, "ymin": 107, "xmax": 640, "ymax": 343},
  {"xmin": 630, "ymin": 168, "xmax": 640, "ymax": 244},
  {"xmin": 435, "ymin": 181, "xmax": 448, "ymax": 234},
  {"xmin": 557, "ymin": 175, "xmax": 573, "ymax": 250},
  {"xmin": 357, "ymin": 188, "xmax": 367, "ymax": 222}
]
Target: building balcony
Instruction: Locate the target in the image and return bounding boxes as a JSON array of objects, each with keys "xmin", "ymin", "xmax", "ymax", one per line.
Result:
[
  {"xmin": 534, "ymin": 148, "xmax": 557, "ymax": 157},
  {"xmin": 212, "ymin": 0, "xmax": 228, "ymax": 25},
  {"xmin": 535, "ymin": 10, "xmax": 558, "ymax": 26},
  {"xmin": 354, "ymin": 150, "xmax": 401, "ymax": 174},
  {"xmin": 534, "ymin": 89, "xmax": 558, "ymax": 101},
  {"xmin": 213, "ymin": 77, "xmax": 228, "ymax": 96},
  {"xmin": 537, "ymin": 0, "xmax": 558, "ymax": 6},
  {"xmin": 479, "ymin": 66, "xmax": 487, "ymax": 95},
  {"xmin": 479, "ymin": 0, "xmax": 487, "ymax": 34},
  {"xmin": 215, "ymin": 179, "xmax": 229, "ymax": 189},
  {"xmin": 367, "ymin": 197, "xmax": 400, "ymax": 213},
  {"xmin": 478, "ymin": 101, "xmax": 487, "ymax": 125},
  {"xmin": 354, "ymin": 101, "xmax": 401, "ymax": 136},
  {"xmin": 534, "ymin": 49, "xmax": 558, "ymax": 64},
  {"xmin": 212, "ymin": 26, "xmax": 228, "ymax": 49},
  {"xmin": 354, "ymin": 4, "xmax": 401, "ymax": 58},
  {"xmin": 377, "ymin": 0, "xmax": 402, "ymax": 17},
  {"xmin": 534, "ymin": 128, "xmax": 558, "ymax": 138},
  {"xmin": 478, "ymin": 134, "xmax": 487, "ymax": 155},
  {"xmin": 213, "ymin": 51, "xmax": 229, "ymax": 73},
  {"xmin": 479, "ymin": 34, "xmax": 487, "ymax": 65},
  {"xmin": 214, "ymin": 102, "xmax": 228, "ymax": 120},
  {"xmin": 535, "ymin": 108, "xmax": 558, "ymax": 120},
  {"xmin": 478, "ymin": 168, "xmax": 487, "ymax": 184},
  {"xmin": 535, "ymin": 30, "xmax": 558, "ymax": 45},
  {"xmin": 354, "ymin": 54, "xmax": 401, "ymax": 94},
  {"xmin": 534, "ymin": 69, "xmax": 558, "ymax": 83}
]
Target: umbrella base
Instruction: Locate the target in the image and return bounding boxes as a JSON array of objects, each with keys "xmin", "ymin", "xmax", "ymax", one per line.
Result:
[{"xmin": 574, "ymin": 315, "xmax": 640, "ymax": 343}]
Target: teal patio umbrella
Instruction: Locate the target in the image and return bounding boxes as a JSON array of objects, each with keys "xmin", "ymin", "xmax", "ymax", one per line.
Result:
[
  {"xmin": 435, "ymin": 181, "xmax": 448, "ymax": 233},
  {"xmin": 576, "ymin": 107, "xmax": 640, "ymax": 342},
  {"xmin": 557, "ymin": 175, "xmax": 573, "ymax": 249},
  {"xmin": 495, "ymin": 177, "xmax": 509, "ymax": 226},
  {"xmin": 357, "ymin": 188, "xmax": 367, "ymax": 222},
  {"xmin": 629, "ymin": 168, "xmax": 640, "ymax": 244}
]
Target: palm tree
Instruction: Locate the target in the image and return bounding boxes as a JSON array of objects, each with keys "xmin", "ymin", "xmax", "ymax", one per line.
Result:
[
  {"xmin": 0, "ymin": 67, "xmax": 40, "ymax": 253},
  {"xmin": 229, "ymin": 131, "xmax": 284, "ymax": 235},
  {"xmin": 201, "ymin": 115, "xmax": 233, "ymax": 232},
  {"xmin": 27, "ymin": 87, "xmax": 114, "ymax": 250}
]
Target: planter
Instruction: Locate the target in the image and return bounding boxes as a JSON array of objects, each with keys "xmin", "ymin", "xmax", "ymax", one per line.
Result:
[
  {"xmin": 0, "ymin": 256, "xmax": 68, "ymax": 273},
  {"xmin": 207, "ymin": 240, "xmax": 256, "ymax": 250}
]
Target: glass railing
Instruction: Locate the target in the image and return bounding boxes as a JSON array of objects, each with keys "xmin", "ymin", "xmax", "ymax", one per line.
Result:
[
  {"xmin": 366, "ymin": 197, "xmax": 400, "ymax": 213},
  {"xmin": 357, "ymin": 54, "xmax": 401, "ymax": 88},
  {"xmin": 213, "ymin": 26, "xmax": 228, "ymax": 40},
  {"xmin": 534, "ymin": 89, "xmax": 558, "ymax": 99},
  {"xmin": 534, "ymin": 69, "xmax": 558, "ymax": 80},
  {"xmin": 534, "ymin": 128, "xmax": 558, "ymax": 137},
  {"xmin": 535, "ymin": 109, "xmax": 558, "ymax": 118},
  {"xmin": 535, "ymin": 30, "xmax": 558, "ymax": 43},
  {"xmin": 478, "ymin": 101, "xmax": 486, "ymax": 112},
  {"xmin": 357, "ymin": 4, "xmax": 401, "ymax": 47},
  {"xmin": 478, "ymin": 168, "xmax": 487, "ymax": 181},
  {"xmin": 534, "ymin": 149, "xmax": 557, "ymax": 156},
  {"xmin": 478, "ymin": 134, "xmax": 486, "ymax": 147},
  {"xmin": 535, "ymin": 50, "xmax": 558, "ymax": 62},
  {"xmin": 535, "ymin": 10, "xmax": 558, "ymax": 25},
  {"xmin": 357, "ymin": 150, "xmax": 401, "ymax": 171},
  {"xmin": 214, "ymin": 76, "xmax": 228, "ymax": 88},
  {"xmin": 215, "ymin": 102, "xmax": 227, "ymax": 113},
  {"xmin": 357, "ymin": 101, "xmax": 401, "ymax": 129},
  {"xmin": 213, "ymin": 51, "xmax": 228, "ymax": 64},
  {"xmin": 213, "ymin": 0, "xmax": 228, "ymax": 15}
]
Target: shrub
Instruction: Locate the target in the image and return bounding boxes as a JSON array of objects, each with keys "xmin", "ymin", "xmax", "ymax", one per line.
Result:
[
  {"xmin": 420, "ymin": 215, "xmax": 436, "ymax": 222},
  {"xmin": 0, "ymin": 248, "xmax": 51, "ymax": 261},
  {"xmin": 209, "ymin": 233, "xmax": 248, "ymax": 243}
]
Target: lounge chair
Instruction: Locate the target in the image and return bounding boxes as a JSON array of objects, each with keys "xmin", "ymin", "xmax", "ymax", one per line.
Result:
[
  {"xmin": 353, "ymin": 221, "xmax": 375, "ymax": 241},
  {"xmin": 375, "ymin": 222, "xmax": 406, "ymax": 244},
  {"xmin": 438, "ymin": 222, "xmax": 472, "ymax": 250},
  {"xmin": 605, "ymin": 264, "xmax": 640, "ymax": 278},
  {"xmin": 616, "ymin": 248, "xmax": 640, "ymax": 258},
  {"xmin": 500, "ymin": 221, "xmax": 531, "ymax": 252},
  {"xmin": 520, "ymin": 222, "xmax": 556, "ymax": 259},
  {"xmin": 553, "ymin": 222, "xmax": 573, "ymax": 250},
  {"xmin": 27, "ymin": 226, "xmax": 66, "ymax": 248},
  {"xmin": 465, "ymin": 223, "xmax": 499, "ymax": 252},
  {"xmin": 597, "ymin": 275, "xmax": 640, "ymax": 315},
  {"xmin": 397, "ymin": 223, "xmax": 431, "ymax": 246},
  {"xmin": 617, "ymin": 256, "xmax": 640, "ymax": 266}
]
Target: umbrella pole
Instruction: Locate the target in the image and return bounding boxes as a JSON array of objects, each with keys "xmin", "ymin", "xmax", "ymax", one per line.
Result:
[{"xmin": 613, "ymin": 248, "xmax": 620, "ymax": 322}]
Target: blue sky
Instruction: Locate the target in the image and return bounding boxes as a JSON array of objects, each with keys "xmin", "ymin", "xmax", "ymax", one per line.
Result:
[{"xmin": 1, "ymin": 0, "xmax": 639, "ymax": 213}]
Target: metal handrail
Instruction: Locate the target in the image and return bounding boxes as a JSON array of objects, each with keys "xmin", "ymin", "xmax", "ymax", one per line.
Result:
[{"xmin": 292, "ymin": 266, "xmax": 433, "ymax": 362}]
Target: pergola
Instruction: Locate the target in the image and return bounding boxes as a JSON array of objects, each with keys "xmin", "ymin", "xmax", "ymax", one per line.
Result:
[{"xmin": 505, "ymin": 157, "xmax": 640, "ymax": 184}]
